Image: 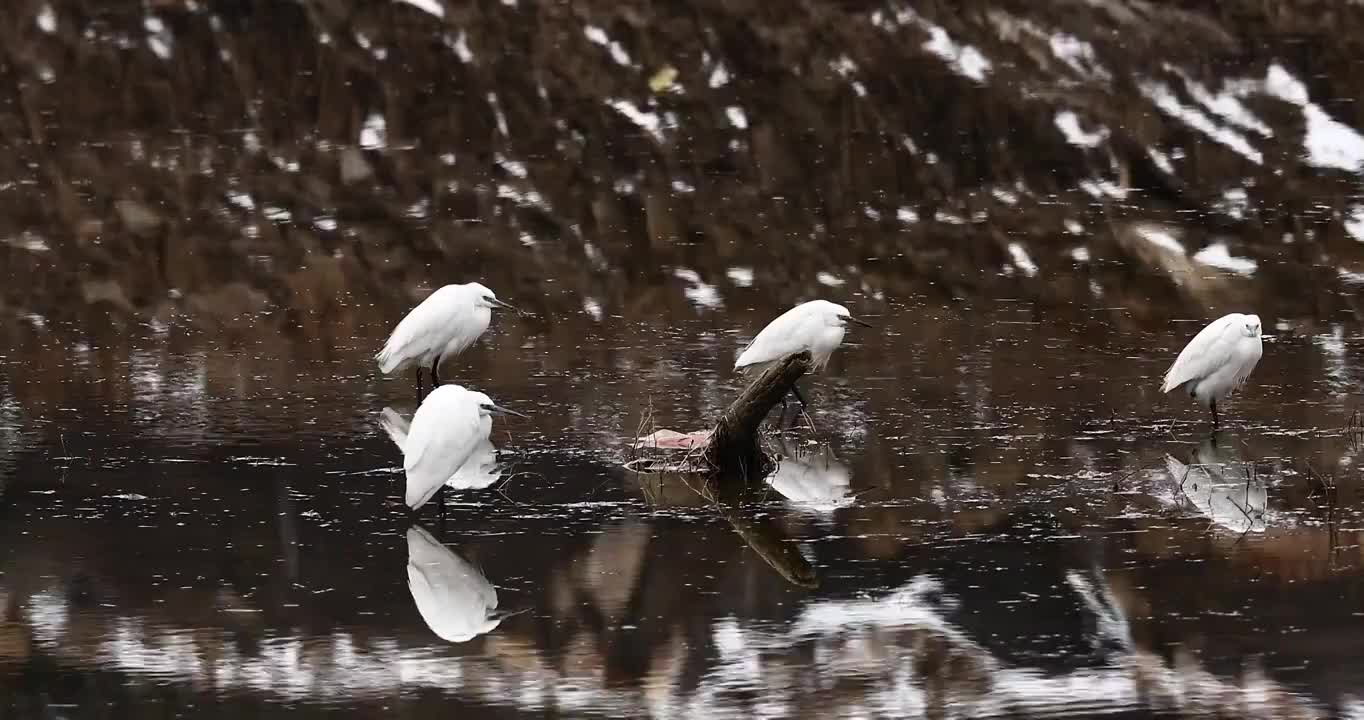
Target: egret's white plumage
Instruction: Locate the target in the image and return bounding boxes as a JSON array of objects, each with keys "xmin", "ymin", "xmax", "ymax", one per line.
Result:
[
  {"xmin": 1160, "ymin": 313, "xmax": 1263, "ymax": 425},
  {"xmin": 401, "ymin": 385, "xmax": 522, "ymax": 510},
  {"xmin": 734, "ymin": 300, "xmax": 869, "ymax": 373},
  {"xmin": 381, "ymin": 405, "xmax": 503, "ymax": 497},
  {"xmin": 376, "ymin": 282, "xmax": 517, "ymax": 379},
  {"xmin": 406, "ymin": 525, "xmax": 515, "ymax": 642}
]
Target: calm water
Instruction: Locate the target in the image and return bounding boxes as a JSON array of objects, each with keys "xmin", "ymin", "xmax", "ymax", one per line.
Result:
[
  {"xmin": 7, "ymin": 1, "xmax": 1364, "ymax": 717},
  {"xmin": 3, "ymin": 301, "xmax": 1364, "ymax": 719}
]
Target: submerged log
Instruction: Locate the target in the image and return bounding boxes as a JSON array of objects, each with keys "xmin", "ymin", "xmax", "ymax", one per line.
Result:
[{"xmin": 702, "ymin": 351, "xmax": 812, "ymax": 481}]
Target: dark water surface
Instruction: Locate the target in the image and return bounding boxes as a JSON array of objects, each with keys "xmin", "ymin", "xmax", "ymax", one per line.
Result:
[
  {"xmin": 5, "ymin": 0, "xmax": 1364, "ymax": 717},
  {"xmin": 4, "ymin": 302, "xmax": 1364, "ymax": 719}
]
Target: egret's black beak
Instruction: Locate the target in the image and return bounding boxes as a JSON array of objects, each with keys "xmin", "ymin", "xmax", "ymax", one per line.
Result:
[
  {"xmin": 484, "ymin": 402, "xmax": 528, "ymax": 419},
  {"xmin": 490, "ymin": 297, "xmax": 522, "ymax": 314},
  {"xmin": 848, "ymin": 316, "xmax": 874, "ymax": 328}
]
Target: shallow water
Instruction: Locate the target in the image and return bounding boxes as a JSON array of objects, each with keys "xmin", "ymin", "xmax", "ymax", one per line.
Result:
[
  {"xmin": 4, "ymin": 304, "xmax": 1364, "ymax": 719},
  {"xmin": 6, "ymin": 1, "xmax": 1364, "ymax": 717}
]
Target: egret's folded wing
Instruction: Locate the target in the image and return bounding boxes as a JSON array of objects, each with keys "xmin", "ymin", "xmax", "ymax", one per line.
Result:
[
  {"xmin": 377, "ymin": 286, "xmax": 472, "ymax": 370},
  {"xmin": 735, "ymin": 304, "xmax": 819, "ymax": 368},
  {"xmin": 1161, "ymin": 315, "xmax": 1240, "ymax": 392},
  {"xmin": 403, "ymin": 391, "xmax": 483, "ymax": 509}
]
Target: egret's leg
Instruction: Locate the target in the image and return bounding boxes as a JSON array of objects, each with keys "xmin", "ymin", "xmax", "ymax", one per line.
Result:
[
  {"xmin": 1210, "ymin": 398, "xmax": 1220, "ymax": 429},
  {"xmin": 784, "ymin": 392, "xmax": 802, "ymax": 431},
  {"xmin": 430, "ymin": 353, "xmax": 443, "ymax": 388},
  {"xmin": 774, "ymin": 396, "xmax": 789, "ymax": 429},
  {"xmin": 789, "ymin": 383, "xmax": 817, "ymax": 431}
]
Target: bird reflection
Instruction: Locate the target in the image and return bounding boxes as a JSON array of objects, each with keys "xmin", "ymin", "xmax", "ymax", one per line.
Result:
[
  {"xmin": 1165, "ymin": 435, "xmax": 1267, "ymax": 534},
  {"xmin": 766, "ymin": 440, "xmax": 852, "ymax": 515},
  {"xmin": 379, "ymin": 406, "xmax": 503, "ymax": 491},
  {"xmin": 406, "ymin": 524, "xmax": 522, "ymax": 643}
]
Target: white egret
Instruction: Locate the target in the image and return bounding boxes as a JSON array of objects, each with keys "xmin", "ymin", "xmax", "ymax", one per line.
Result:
[
  {"xmin": 380, "ymin": 406, "xmax": 503, "ymax": 494},
  {"xmin": 401, "ymin": 385, "xmax": 525, "ymax": 512},
  {"xmin": 406, "ymin": 525, "xmax": 523, "ymax": 642},
  {"xmin": 734, "ymin": 299, "xmax": 871, "ymax": 421},
  {"xmin": 376, "ymin": 282, "xmax": 520, "ymax": 400},
  {"xmin": 1160, "ymin": 313, "xmax": 1263, "ymax": 427}
]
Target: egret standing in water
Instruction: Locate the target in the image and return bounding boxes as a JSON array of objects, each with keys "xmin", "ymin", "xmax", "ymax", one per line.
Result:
[
  {"xmin": 734, "ymin": 299, "xmax": 872, "ymax": 423},
  {"xmin": 1160, "ymin": 313, "xmax": 1263, "ymax": 428},
  {"xmin": 401, "ymin": 385, "xmax": 525, "ymax": 513},
  {"xmin": 376, "ymin": 282, "xmax": 520, "ymax": 400},
  {"xmin": 380, "ymin": 406, "xmax": 503, "ymax": 492}
]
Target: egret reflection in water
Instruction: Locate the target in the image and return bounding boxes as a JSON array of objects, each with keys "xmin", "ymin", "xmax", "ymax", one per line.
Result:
[
  {"xmin": 406, "ymin": 525, "xmax": 521, "ymax": 643},
  {"xmin": 1164, "ymin": 436, "xmax": 1268, "ymax": 534},
  {"xmin": 765, "ymin": 440, "xmax": 853, "ymax": 516}
]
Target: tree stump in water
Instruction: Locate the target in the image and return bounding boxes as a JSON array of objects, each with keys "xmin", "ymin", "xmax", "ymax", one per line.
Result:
[{"xmin": 702, "ymin": 351, "xmax": 812, "ymax": 482}]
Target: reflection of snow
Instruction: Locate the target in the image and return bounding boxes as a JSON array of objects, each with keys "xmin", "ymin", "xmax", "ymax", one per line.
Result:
[
  {"xmin": 880, "ymin": 6, "xmax": 990, "ymax": 82},
  {"xmin": 1140, "ymin": 81, "xmax": 1263, "ymax": 164},
  {"xmin": 396, "ymin": 0, "xmax": 444, "ymax": 18},
  {"xmin": 145, "ymin": 16, "xmax": 173, "ymax": 60},
  {"xmin": 583, "ymin": 25, "xmax": 633, "ymax": 67},
  {"xmin": 607, "ymin": 99, "xmax": 664, "ymax": 144},
  {"xmin": 1215, "ymin": 187, "xmax": 1249, "ymax": 220},
  {"xmin": 1055, "ymin": 111, "xmax": 1108, "ymax": 148},
  {"xmin": 359, "ymin": 112, "xmax": 386, "ymax": 149},
  {"xmin": 1050, "ymin": 34, "xmax": 1108, "ymax": 80},
  {"xmin": 1137, "ymin": 225, "xmax": 1185, "ymax": 255},
  {"xmin": 707, "ymin": 62, "xmax": 731, "ymax": 88},
  {"xmin": 815, "ymin": 272, "xmax": 844, "ymax": 287},
  {"xmin": 1079, "ymin": 178, "xmax": 1128, "ymax": 199},
  {"xmin": 724, "ymin": 106, "xmax": 748, "ymax": 130},
  {"xmin": 1171, "ymin": 67, "xmax": 1272, "ymax": 137},
  {"xmin": 36, "ymin": 4, "xmax": 56, "ymax": 33},
  {"xmin": 1345, "ymin": 206, "xmax": 1364, "ymax": 243},
  {"xmin": 1007, "ymin": 242, "xmax": 1038, "ymax": 277},
  {"xmin": 1192, "ymin": 242, "xmax": 1257, "ymax": 276},
  {"xmin": 921, "ymin": 25, "xmax": 991, "ymax": 82},
  {"xmin": 444, "ymin": 31, "xmax": 472, "ymax": 63},
  {"xmin": 1314, "ymin": 323, "xmax": 1352, "ymax": 392},
  {"xmin": 726, "ymin": 267, "xmax": 754, "ymax": 287},
  {"xmin": 674, "ymin": 268, "xmax": 723, "ymax": 310},
  {"xmin": 1148, "ymin": 147, "xmax": 1175, "ymax": 174},
  {"xmin": 1262, "ymin": 64, "xmax": 1364, "ymax": 173}
]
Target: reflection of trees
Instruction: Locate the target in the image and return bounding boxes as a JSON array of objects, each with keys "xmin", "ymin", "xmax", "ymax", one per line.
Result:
[
  {"xmin": 0, "ymin": 1, "xmax": 1362, "ymax": 334},
  {"xmin": 1, "ymin": 547, "xmax": 1338, "ymax": 719}
]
